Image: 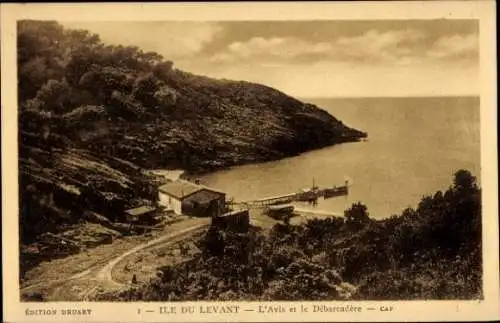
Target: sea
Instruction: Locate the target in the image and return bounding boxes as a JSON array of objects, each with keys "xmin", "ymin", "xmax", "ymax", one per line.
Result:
[{"xmin": 198, "ymin": 96, "xmax": 481, "ymax": 219}]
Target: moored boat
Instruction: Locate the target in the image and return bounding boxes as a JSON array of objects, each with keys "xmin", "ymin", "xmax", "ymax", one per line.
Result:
[
  {"xmin": 323, "ymin": 180, "xmax": 349, "ymax": 199},
  {"xmin": 266, "ymin": 204, "xmax": 295, "ymax": 220}
]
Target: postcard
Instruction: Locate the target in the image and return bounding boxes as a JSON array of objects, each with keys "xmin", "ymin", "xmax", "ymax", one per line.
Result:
[{"xmin": 1, "ymin": 1, "xmax": 499, "ymax": 322}]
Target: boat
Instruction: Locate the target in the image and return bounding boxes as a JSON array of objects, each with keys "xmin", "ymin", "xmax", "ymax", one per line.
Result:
[
  {"xmin": 296, "ymin": 178, "xmax": 349, "ymax": 201},
  {"xmin": 323, "ymin": 180, "xmax": 349, "ymax": 199},
  {"xmin": 296, "ymin": 178, "xmax": 320, "ymax": 202},
  {"xmin": 296, "ymin": 190, "xmax": 319, "ymax": 202},
  {"xmin": 266, "ymin": 204, "xmax": 295, "ymax": 220},
  {"xmin": 268, "ymin": 204, "xmax": 294, "ymax": 213}
]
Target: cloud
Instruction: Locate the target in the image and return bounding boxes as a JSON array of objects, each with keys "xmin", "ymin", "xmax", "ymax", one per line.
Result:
[
  {"xmin": 209, "ymin": 28, "xmax": 478, "ymax": 66},
  {"xmin": 61, "ymin": 21, "xmax": 222, "ymax": 59},
  {"xmin": 332, "ymin": 29, "xmax": 426, "ymax": 63},
  {"xmin": 58, "ymin": 21, "xmax": 478, "ymax": 97},
  {"xmin": 427, "ymin": 33, "xmax": 478, "ymax": 60},
  {"xmin": 61, "ymin": 21, "xmax": 478, "ymax": 69},
  {"xmin": 210, "ymin": 37, "xmax": 320, "ymax": 63}
]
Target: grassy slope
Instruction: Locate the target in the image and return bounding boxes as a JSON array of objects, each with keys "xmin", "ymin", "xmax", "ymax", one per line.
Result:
[{"xmin": 96, "ymin": 171, "xmax": 481, "ymax": 301}]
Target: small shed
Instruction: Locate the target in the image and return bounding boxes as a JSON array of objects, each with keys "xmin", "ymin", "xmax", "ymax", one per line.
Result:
[
  {"xmin": 158, "ymin": 180, "xmax": 226, "ymax": 217},
  {"xmin": 124, "ymin": 205, "xmax": 157, "ymax": 224},
  {"xmin": 212, "ymin": 209, "xmax": 250, "ymax": 233}
]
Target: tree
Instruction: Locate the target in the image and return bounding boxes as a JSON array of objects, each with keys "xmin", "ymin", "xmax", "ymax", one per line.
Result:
[
  {"xmin": 453, "ymin": 169, "xmax": 478, "ymax": 193},
  {"xmin": 22, "ymin": 79, "xmax": 72, "ymax": 114},
  {"xmin": 344, "ymin": 202, "xmax": 370, "ymax": 229},
  {"xmin": 203, "ymin": 228, "xmax": 225, "ymax": 257},
  {"xmin": 132, "ymin": 73, "xmax": 162, "ymax": 108},
  {"xmin": 153, "ymin": 60, "xmax": 174, "ymax": 80}
]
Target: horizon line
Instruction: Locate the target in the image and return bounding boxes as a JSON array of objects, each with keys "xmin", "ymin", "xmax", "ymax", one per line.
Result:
[{"xmin": 298, "ymin": 94, "xmax": 480, "ymax": 100}]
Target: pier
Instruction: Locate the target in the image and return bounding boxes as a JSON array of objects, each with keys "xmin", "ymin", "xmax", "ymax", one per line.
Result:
[
  {"xmin": 233, "ymin": 181, "xmax": 349, "ymax": 208},
  {"xmin": 242, "ymin": 192, "xmax": 297, "ymax": 207}
]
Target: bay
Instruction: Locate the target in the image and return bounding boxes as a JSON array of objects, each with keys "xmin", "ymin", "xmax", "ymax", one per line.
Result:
[{"xmin": 199, "ymin": 96, "xmax": 480, "ymax": 219}]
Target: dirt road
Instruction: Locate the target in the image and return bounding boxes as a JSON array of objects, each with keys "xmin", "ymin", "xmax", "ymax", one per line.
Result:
[{"xmin": 21, "ymin": 217, "xmax": 210, "ymax": 301}]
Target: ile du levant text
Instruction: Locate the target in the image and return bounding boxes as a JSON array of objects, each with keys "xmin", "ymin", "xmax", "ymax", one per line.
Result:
[{"xmin": 155, "ymin": 304, "xmax": 385, "ymax": 314}]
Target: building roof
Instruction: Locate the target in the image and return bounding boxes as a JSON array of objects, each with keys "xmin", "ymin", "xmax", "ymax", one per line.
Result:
[
  {"xmin": 125, "ymin": 205, "xmax": 156, "ymax": 217},
  {"xmin": 159, "ymin": 180, "xmax": 225, "ymax": 200}
]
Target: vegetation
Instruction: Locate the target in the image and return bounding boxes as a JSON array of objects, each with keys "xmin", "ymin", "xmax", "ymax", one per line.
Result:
[
  {"xmin": 97, "ymin": 170, "xmax": 482, "ymax": 301},
  {"xmin": 18, "ymin": 20, "xmax": 365, "ymax": 172},
  {"xmin": 18, "ymin": 20, "xmax": 365, "ymax": 277}
]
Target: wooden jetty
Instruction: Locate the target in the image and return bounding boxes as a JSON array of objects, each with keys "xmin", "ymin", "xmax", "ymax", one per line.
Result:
[
  {"xmin": 245, "ymin": 192, "xmax": 297, "ymax": 207},
  {"xmin": 236, "ymin": 179, "xmax": 349, "ymax": 208}
]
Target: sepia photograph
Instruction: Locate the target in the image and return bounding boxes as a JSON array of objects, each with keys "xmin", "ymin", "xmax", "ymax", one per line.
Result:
[{"xmin": 2, "ymin": 2, "xmax": 498, "ymax": 322}]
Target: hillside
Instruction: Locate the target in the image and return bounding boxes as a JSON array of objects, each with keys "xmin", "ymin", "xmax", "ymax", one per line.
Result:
[
  {"xmin": 18, "ymin": 21, "xmax": 366, "ymax": 272},
  {"xmin": 18, "ymin": 21, "xmax": 366, "ymax": 172},
  {"xmin": 96, "ymin": 170, "xmax": 481, "ymax": 301}
]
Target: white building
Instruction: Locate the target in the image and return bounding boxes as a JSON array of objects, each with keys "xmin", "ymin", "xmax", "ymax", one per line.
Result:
[{"xmin": 158, "ymin": 180, "xmax": 226, "ymax": 217}]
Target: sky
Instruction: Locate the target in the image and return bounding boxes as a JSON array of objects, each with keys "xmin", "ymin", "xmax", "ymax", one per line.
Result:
[{"xmin": 60, "ymin": 20, "xmax": 479, "ymax": 98}]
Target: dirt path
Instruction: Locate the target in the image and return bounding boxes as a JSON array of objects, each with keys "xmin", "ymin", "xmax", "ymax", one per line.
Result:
[
  {"xmin": 96, "ymin": 222, "xmax": 209, "ymax": 286},
  {"xmin": 21, "ymin": 218, "xmax": 210, "ymax": 301}
]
